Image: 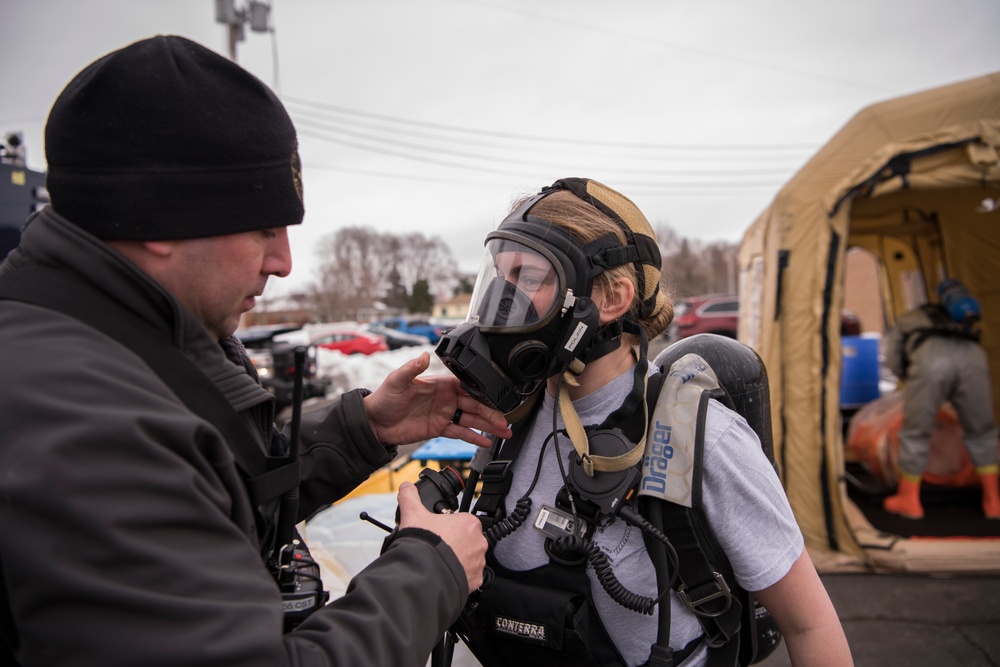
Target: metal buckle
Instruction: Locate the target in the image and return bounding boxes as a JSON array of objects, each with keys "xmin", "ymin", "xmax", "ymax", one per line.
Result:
[{"xmin": 677, "ymin": 572, "xmax": 732, "ymax": 618}]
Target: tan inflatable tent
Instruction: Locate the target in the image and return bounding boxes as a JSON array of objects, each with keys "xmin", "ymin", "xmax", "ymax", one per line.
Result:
[{"xmin": 738, "ymin": 72, "xmax": 1000, "ymax": 573}]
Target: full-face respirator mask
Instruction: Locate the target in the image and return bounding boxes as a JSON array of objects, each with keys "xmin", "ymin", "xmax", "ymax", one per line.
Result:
[{"xmin": 436, "ymin": 178, "xmax": 662, "ymax": 420}]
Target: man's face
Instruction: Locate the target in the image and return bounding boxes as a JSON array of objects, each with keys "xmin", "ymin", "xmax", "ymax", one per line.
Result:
[{"xmin": 166, "ymin": 227, "xmax": 292, "ymax": 338}]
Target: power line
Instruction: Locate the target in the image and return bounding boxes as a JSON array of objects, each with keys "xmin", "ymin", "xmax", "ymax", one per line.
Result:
[
  {"xmin": 284, "ymin": 96, "xmax": 816, "ymax": 153},
  {"xmin": 287, "ymin": 104, "xmax": 810, "ymax": 164},
  {"xmin": 301, "ymin": 156, "xmax": 786, "ymax": 193},
  {"xmin": 298, "ymin": 128, "xmax": 531, "ymax": 178},
  {"xmin": 293, "ymin": 116, "xmax": 799, "ymax": 178}
]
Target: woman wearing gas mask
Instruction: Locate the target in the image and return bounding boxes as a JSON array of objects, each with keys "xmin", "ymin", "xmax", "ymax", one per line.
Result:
[{"xmin": 435, "ymin": 178, "xmax": 851, "ymax": 667}]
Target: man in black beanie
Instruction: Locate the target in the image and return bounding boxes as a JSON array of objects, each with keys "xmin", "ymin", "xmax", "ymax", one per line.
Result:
[{"xmin": 0, "ymin": 35, "xmax": 510, "ymax": 667}]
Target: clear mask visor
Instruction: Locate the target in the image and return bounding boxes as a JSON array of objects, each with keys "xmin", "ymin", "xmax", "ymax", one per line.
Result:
[{"xmin": 466, "ymin": 237, "xmax": 564, "ymax": 333}]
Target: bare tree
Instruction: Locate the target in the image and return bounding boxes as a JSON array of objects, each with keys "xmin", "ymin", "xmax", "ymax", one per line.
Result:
[
  {"xmin": 310, "ymin": 227, "xmax": 391, "ymax": 320},
  {"xmin": 653, "ymin": 220, "xmax": 738, "ymax": 299},
  {"xmin": 303, "ymin": 227, "xmax": 459, "ymax": 320},
  {"xmin": 704, "ymin": 242, "xmax": 738, "ymax": 294},
  {"xmin": 664, "ymin": 238, "xmax": 710, "ymax": 298},
  {"xmin": 301, "ymin": 280, "xmax": 344, "ymax": 322},
  {"xmin": 395, "ymin": 232, "xmax": 458, "ymax": 306},
  {"xmin": 652, "ymin": 221, "xmax": 682, "ymax": 258}
]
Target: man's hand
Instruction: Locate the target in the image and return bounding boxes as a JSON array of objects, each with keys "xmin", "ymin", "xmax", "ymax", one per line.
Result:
[
  {"xmin": 363, "ymin": 352, "xmax": 512, "ymax": 448},
  {"xmin": 397, "ymin": 482, "xmax": 487, "ymax": 591}
]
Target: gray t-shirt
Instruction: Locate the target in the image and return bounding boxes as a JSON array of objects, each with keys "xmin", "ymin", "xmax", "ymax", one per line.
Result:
[{"xmin": 492, "ymin": 367, "xmax": 804, "ymax": 667}]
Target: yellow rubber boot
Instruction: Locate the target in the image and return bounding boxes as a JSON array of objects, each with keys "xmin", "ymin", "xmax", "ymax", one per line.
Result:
[
  {"xmin": 883, "ymin": 474, "xmax": 924, "ymax": 519},
  {"xmin": 978, "ymin": 467, "xmax": 1000, "ymax": 520}
]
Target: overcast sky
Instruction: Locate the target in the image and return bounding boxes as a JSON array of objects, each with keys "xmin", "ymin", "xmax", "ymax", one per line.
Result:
[{"xmin": 3, "ymin": 0, "xmax": 998, "ymax": 297}]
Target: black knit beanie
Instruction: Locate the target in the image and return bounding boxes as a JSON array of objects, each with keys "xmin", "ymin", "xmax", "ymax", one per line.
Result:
[{"xmin": 45, "ymin": 35, "xmax": 303, "ymax": 240}]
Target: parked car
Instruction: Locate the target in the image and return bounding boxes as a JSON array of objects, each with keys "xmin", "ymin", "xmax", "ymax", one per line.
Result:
[
  {"xmin": 367, "ymin": 324, "xmax": 431, "ymax": 349},
  {"xmin": 667, "ymin": 294, "xmax": 739, "ymax": 341},
  {"xmin": 667, "ymin": 295, "xmax": 866, "ymax": 342},
  {"xmin": 235, "ymin": 324, "xmax": 329, "ymax": 411},
  {"xmin": 314, "ymin": 330, "xmax": 389, "ymax": 355},
  {"xmin": 370, "ymin": 317, "xmax": 446, "ymax": 343}
]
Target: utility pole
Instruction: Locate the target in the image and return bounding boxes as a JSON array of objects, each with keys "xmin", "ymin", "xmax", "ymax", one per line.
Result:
[{"xmin": 214, "ymin": 0, "xmax": 271, "ymax": 61}]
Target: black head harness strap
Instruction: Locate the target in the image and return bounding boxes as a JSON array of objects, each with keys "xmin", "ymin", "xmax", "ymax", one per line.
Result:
[{"xmin": 551, "ymin": 177, "xmax": 662, "ymax": 319}]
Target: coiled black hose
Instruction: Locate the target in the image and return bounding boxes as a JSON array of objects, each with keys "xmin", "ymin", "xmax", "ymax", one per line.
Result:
[
  {"xmin": 588, "ymin": 541, "xmax": 658, "ymax": 615},
  {"xmin": 485, "ymin": 498, "xmax": 532, "ymax": 547}
]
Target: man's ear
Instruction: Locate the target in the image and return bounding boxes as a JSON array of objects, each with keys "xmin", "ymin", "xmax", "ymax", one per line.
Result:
[
  {"xmin": 141, "ymin": 240, "xmax": 174, "ymax": 257},
  {"xmin": 105, "ymin": 238, "xmax": 174, "ymax": 266},
  {"xmin": 598, "ymin": 277, "xmax": 635, "ymax": 324}
]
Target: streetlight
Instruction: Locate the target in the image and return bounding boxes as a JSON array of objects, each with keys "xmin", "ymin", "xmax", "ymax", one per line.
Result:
[{"xmin": 214, "ymin": 0, "xmax": 271, "ymax": 61}]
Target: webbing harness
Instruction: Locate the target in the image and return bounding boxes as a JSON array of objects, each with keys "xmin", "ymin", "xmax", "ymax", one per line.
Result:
[
  {"xmin": 901, "ymin": 304, "xmax": 982, "ymax": 379},
  {"xmin": 465, "ymin": 353, "xmax": 752, "ymax": 667}
]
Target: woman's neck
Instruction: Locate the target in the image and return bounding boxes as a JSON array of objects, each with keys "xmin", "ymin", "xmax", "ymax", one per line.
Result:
[{"xmin": 547, "ymin": 342, "xmax": 636, "ymax": 401}]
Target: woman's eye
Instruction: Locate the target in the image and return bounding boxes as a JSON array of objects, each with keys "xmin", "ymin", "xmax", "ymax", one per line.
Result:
[{"xmin": 521, "ymin": 276, "xmax": 543, "ymax": 290}]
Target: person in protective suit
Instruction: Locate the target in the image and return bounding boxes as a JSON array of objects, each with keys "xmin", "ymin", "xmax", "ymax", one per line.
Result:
[
  {"xmin": 883, "ymin": 279, "xmax": 1000, "ymax": 520},
  {"xmin": 436, "ymin": 178, "xmax": 851, "ymax": 666}
]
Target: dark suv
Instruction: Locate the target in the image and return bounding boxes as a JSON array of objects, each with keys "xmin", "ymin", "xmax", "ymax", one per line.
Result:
[{"xmin": 235, "ymin": 324, "xmax": 329, "ymax": 411}]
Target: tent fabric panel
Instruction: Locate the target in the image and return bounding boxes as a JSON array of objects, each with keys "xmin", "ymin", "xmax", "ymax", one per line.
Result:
[
  {"xmin": 760, "ymin": 207, "xmax": 855, "ymax": 555},
  {"xmin": 827, "ymin": 125, "xmax": 1000, "ymax": 215}
]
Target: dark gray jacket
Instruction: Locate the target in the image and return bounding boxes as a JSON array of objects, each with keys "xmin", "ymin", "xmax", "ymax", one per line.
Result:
[{"xmin": 0, "ymin": 209, "xmax": 467, "ymax": 666}]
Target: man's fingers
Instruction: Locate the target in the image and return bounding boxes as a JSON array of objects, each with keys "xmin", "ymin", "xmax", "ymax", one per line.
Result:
[
  {"xmin": 450, "ymin": 396, "xmax": 512, "ymax": 440},
  {"xmin": 441, "ymin": 418, "xmax": 504, "ymax": 447},
  {"xmin": 386, "ymin": 352, "xmax": 431, "ymax": 389},
  {"xmin": 396, "ymin": 482, "xmax": 426, "ymax": 524}
]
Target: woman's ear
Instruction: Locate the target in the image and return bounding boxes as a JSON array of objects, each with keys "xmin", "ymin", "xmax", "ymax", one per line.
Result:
[{"xmin": 597, "ymin": 276, "xmax": 635, "ymax": 324}]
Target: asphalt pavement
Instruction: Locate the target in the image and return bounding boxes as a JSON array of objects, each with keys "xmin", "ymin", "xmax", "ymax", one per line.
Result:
[{"xmin": 757, "ymin": 572, "xmax": 1000, "ymax": 666}]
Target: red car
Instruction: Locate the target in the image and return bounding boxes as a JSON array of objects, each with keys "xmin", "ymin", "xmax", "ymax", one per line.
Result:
[
  {"xmin": 314, "ymin": 330, "xmax": 389, "ymax": 355},
  {"xmin": 668, "ymin": 294, "xmax": 739, "ymax": 341},
  {"xmin": 668, "ymin": 294, "xmax": 864, "ymax": 342}
]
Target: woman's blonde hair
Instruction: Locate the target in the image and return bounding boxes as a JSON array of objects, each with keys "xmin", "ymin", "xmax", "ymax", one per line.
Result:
[{"xmin": 522, "ymin": 185, "xmax": 673, "ymax": 342}]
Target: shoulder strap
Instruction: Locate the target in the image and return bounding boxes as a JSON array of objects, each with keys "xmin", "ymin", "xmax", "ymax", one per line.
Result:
[
  {"xmin": 911, "ymin": 305, "xmax": 981, "ymax": 345},
  {"xmin": 0, "ymin": 263, "xmax": 298, "ymax": 507},
  {"xmin": 639, "ymin": 353, "xmax": 723, "ymax": 507},
  {"xmin": 900, "ymin": 306, "xmax": 981, "ymax": 379},
  {"xmin": 638, "ymin": 352, "xmax": 744, "ymax": 666}
]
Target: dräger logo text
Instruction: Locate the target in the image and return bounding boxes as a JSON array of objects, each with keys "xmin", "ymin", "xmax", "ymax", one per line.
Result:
[
  {"xmin": 641, "ymin": 420, "xmax": 673, "ymax": 493},
  {"xmin": 668, "ymin": 357, "xmax": 708, "ymax": 383}
]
